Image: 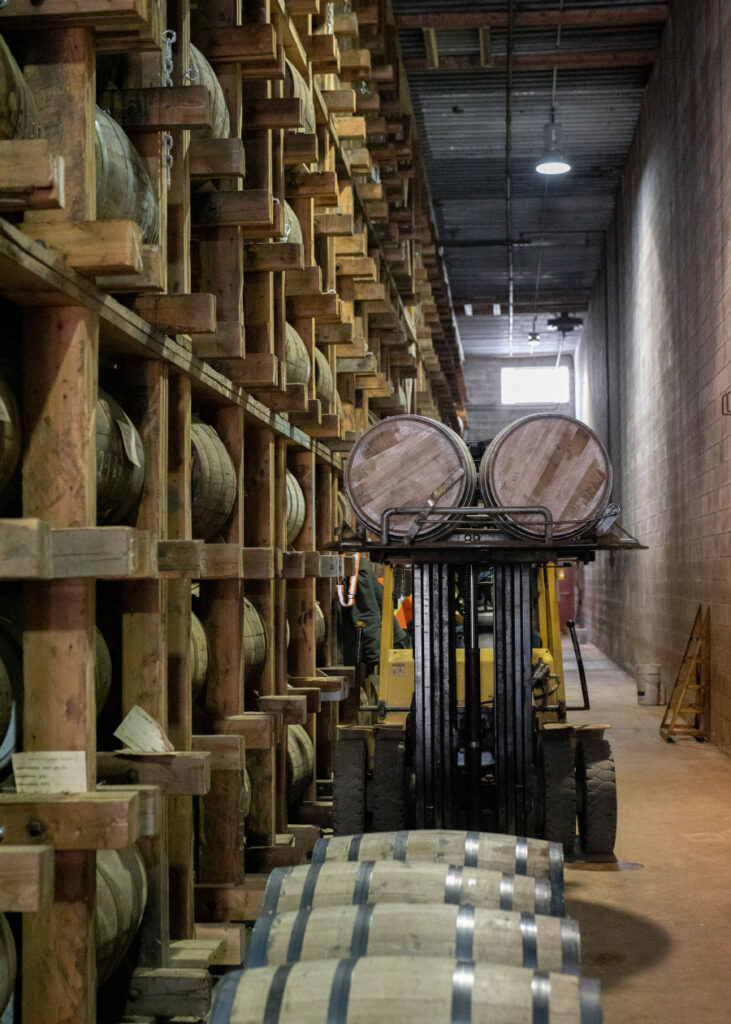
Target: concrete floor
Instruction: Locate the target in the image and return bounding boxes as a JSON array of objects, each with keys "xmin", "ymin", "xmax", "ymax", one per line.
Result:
[{"xmin": 562, "ymin": 641, "xmax": 731, "ymax": 1024}]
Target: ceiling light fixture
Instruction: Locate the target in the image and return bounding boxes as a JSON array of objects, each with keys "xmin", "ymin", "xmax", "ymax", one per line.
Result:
[
  {"xmin": 536, "ymin": 117, "xmax": 571, "ymax": 176},
  {"xmin": 528, "ymin": 315, "xmax": 540, "ymax": 349}
]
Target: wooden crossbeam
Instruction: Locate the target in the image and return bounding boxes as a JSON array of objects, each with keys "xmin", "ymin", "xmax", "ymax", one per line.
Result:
[
  {"xmin": 403, "ymin": 49, "xmax": 659, "ymax": 73},
  {"xmin": 396, "ymin": 6, "xmax": 669, "ymax": 29}
]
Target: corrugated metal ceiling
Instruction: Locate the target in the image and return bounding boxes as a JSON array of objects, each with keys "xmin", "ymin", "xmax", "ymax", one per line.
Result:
[{"xmin": 393, "ymin": 1, "xmax": 668, "ymax": 356}]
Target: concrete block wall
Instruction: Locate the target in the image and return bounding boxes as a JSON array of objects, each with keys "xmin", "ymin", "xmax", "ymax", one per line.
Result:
[
  {"xmin": 464, "ymin": 354, "xmax": 575, "ymax": 442},
  {"xmin": 575, "ymin": 0, "xmax": 731, "ymax": 751}
]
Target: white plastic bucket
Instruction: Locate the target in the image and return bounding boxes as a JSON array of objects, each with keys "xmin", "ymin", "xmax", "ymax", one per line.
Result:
[{"xmin": 636, "ymin": 664, "xmax": 662, "ymax": 706}]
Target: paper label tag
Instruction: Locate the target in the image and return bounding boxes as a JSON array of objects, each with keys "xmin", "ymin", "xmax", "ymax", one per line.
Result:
[
  {"xmin": 13, "ymin": 750, "xmax": 87, "ymax": 794},
  {"xmin": 114, "ymin": 705, "xmax": 174, "ymax": 753},
  {"xmin": 115, "ymin": 418, "xmax": 142, "ymax": 468}
]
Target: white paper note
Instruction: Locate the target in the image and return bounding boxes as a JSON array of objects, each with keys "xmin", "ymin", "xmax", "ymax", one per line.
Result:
[
  {"xmin": 114, "ymin": 705, "xmax": 174, "ymax": 753},
  {"xmin": 13, "ymin": 750, "xmax": 88, "ymax": 794}
]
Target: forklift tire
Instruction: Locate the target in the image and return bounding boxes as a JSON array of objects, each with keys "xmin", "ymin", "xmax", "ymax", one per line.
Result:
[
  {"xmin": 372, "ymin": 733, "xmax": 408, "ymax": 832},
  {"xmin": 537, "ymin": 732, "xmax": 577, "ymax": 854},
  {"xmin": 333, "ymin": 737, "xmax": 367, "ymax": 836},
  {"xmin": 576, "ymin": 734, "xmax": 617, "ymax": 855}
]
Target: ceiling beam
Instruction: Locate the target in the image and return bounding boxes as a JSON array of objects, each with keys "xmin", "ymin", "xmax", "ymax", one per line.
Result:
[
  {"xmin": 404, "ymin": 48, "xmax": 658, "ymax": 73},
  {"xmin": 396, "ymin": 6, "xmax": 669, "ymax": 30},
  {"xmin": 456, "ymin": 300, "xmax": 590, "ymax": 315}
]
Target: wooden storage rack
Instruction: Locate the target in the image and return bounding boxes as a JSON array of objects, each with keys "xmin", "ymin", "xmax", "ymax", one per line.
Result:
[{"xmin": 0, "ymin": 1, "xmax": 467, "ymax": 1021}]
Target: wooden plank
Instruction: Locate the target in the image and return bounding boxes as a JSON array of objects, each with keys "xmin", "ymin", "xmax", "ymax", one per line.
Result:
[
  {"xmin": 194, "ymin": 879, "xmax": 267, "ymax": 922},
  {"xmin": 191, "ymin": 321, "xmax": 245, "ymax": 361},
  {"xmin": 285, "ymin": 266, "xmax": 322, "ymax": 295},
  {"xmin": 241, "ymin": 546, "xmax": 282, "ymax": 580},
  {"xmin": 286, "ymin": 170, "xmax": 339, "ymax": 204},
  {"xmin": 283, "ymin": 131, "xmax": 319, "ymax": 165},
  {"xmin": 21, "ymin": 220, "xmax": 143, "ymax": 276},
  {"xmin": 97, "ymin": 751, "xmax": 211, "ymax": 795},
  {"xmin": 242, "ymin": 97, "xmax": 304, "ymax": 129},
  {"xmin": 315, "ymin": 213, "xmax": 354, "ymax": 237},
  {"xmin": 191, "ymin": 190, "xmax": 274, "ymax": 230},
  {"xmin": 169, "ymin": 937, "xmax": 225, "ymax": 968},
  {"xmin": 194, "ymin": 922, "xmax": 246, "ymax": 965},
  {"xmin": 287, "ymin": 291, "xmax": 339, "ymax": 320},
  {"xmin": 333, "ymin": 115, "xmax": 366, "ymax": 140},
  {"xmin": 124, "ymin": 967, "xmax": 211, "ymax": 1019},
  {"xmin": 157, "ymin": 539, "xmax": 204, "ymax": 576},
  {"xmin": 197, "ymin": 543, "xmax": 244, "ymax": 580},
  {"xmin": 51, "ymin": 527, "xmax": 157, "ymax": 578},
  {"xmin": 0, "ymin": 792, "xmax": 139, "ymax": 849},
  {"xmin": 103, "ymin": 86, "xmax": 212, "ymax": 131},
  {"xmin": 133, "ymin": 293, "xmax": 217, "ymax": 335},
  {"xmin": 214, "ymin": 714, "xmax": 276, "ymax": 749},
  {"xmin": 322, "ymin": 89, "xmax": 356, "ymax": 114},
  {"xmin": 194, "ymin": 24, "xmax": 277, "ymax": 63},
  {"xmin": 0, "ymin": 518, "xmax": 52, "ymax": 578},
  {"xmin": 339, "ymin": 49, "xmax": 371, "ymax": 75},
  {"xmin": 403, "ymin": 48, "xmax": 659, "ymax": 72},
  {"xmin": 191, "ymin": 735, "xmax": 244, "ymax": 772},
  {"xmin": 395, "ymin": 7, "xmax": 670, "ymax": 29},
  {"xmin": 258, "ymin": 694, "xmax": 307, "ymax": 725},
  {"xmin": 95, "ymin": 243, "xmax": 165, "ymax": 293},
  {"xmin": 0, "ymin": 845, "xmax": 55, "ymax": 912},
  {"xmin": 282, "ymin": 551, "xmax": 305, "ymax": 579},
  {"xmin": 243, "ymin": 242, "xmax": 305, "ymax": 272},
  {"xmin": 189, "ymin": 137, "xmax": 246, "ymax": 179},
  {"xmin": 287, "ymin": 684, "xmax": 321, "ymax": 715},
  {"xmin": 0, "ymin": 0, "xmax": 151, "ymax": 28}
]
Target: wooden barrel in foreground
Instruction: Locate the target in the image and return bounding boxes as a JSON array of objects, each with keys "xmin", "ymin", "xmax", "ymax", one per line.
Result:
[
  {"xmin": 246, "ymin": 902, "xmax": 581, "ymax": 974},
  {"xmin": 479, "ymin": 413, "xmax": 613, "ymax": 539},
  {"xmin": 95, "ymin": 106, "xmax": 159, "ymax": 244},
  {"xmin": 190, "ymin": 610, "xmax": 209, "ymax": 702},
  {"xmin": 313, "ymin": 829, "xmax": 563, "ymax": 898},
  {"xmin": 344, "ymin": 415, "xmax": 477, "ymax": 540},
  {"xmin": 281, "ymin": 201, "xmax": 303, "ymax": 245},
  {"xmin": 211, "ymin": 957, "xmax": 601, "ymax": 1024},
  {"xmin": 191, "ymin": 419, "xmax": 237, "ymax": 540},
  {"xmin": 283, "ymin": 58, "xmax": 316, "ymax": 135},
  {"xmin": 0, "ymin": 372, "xmax": 21, "ymax": 498},
  {"xmin": 260, "ymin": 859, "xmax": 562, "ymax": 917}
]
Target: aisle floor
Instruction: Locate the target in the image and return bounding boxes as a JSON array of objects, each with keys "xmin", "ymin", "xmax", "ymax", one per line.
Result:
[{"xmin": 562, "ymin": 641, "xmax": 731, "ymax": 1024}]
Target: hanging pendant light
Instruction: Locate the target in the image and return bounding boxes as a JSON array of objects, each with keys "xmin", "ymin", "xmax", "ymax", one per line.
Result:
[
  {"xmin": 536, "ymin": 118, "xmax": 571, "ymax": 175},
  {"xmin": 527, "ymin": 315, "xmax": 540, "ymax": 350}
]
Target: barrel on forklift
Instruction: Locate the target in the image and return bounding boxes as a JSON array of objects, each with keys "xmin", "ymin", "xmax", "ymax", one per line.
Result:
[{"xmin": 333, "ymin": 563, "xmax": 617, "ymax": 856}]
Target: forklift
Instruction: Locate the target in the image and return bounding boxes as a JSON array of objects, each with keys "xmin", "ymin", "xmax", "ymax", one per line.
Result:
[{"xmin": 333, "ymin": 505, "xmax": 639, "ymax": 856}]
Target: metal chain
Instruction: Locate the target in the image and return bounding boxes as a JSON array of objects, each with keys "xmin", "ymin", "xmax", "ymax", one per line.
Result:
[{"xmin": 162, "ymin": 29, "xmax": 177, "ymax": 186}]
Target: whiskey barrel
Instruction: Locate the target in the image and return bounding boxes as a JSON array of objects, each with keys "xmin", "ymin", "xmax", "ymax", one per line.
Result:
[
  {"xmin": 190, "ymin": 611, "xmax": 209, "ymax": 702},
  {"xmin": 280, "ymin": 201, "xmax": 303, "ymax": 245},
  {"xmin": 479, "ymin": 413, "xmax": 613, "ymax": 539},
  {"xmin": 286, "ymin": 470, "xmax": 306, "ymax": 546},
  {"xmin": 96, "ymin": 846, "xmax": 148, "ymax": 986},
  {"xmin": 191, "ymin": 419, "xmax": 237, "ymax": 540},
  {"xmin": 0, "ymin": 913, "xmax": 15, "ymax": 1014},
  {"xmin": 96, "ymin": 389, "xmax": 145, "ymax": 526},
  {"xmin": 246, "ymin": 903, "xmax": 581, "ymax": 974},
  {"xmin": 260, "ymin": 859, "xmax": 562, "ymax": 917},
  {"xmin": 283, "ymin": 59, "xmax": 316, "ymax": 135},
  {"xmin": 313, "ymin": 830, "xmax": 564, "ymax": 897},
  {"xmin": 95, "ymin": 106, "xmax": 159, "ymax": 245},
  {"xmin": 336, "ymin": 490, "xmax": 356, "ymax": 531},
  {"xmin": 286, "ymin": 723, "xmax": 314, "ymax": 807},
  {"xmin": 344, "ymin": 415, "xmax": 477, "ymax": 539},
  {"xmin": 95, "ymin": 625, "xmax": 113, "ymax": 714},
  {"xmin": 0, "ymin": 36, "xmax": 39, "ymax": 140},
  {"xmin": 314, "ymin": 348, "xmax": 334, "ymax": 410},
  {"xmin": 284, "ymin": 323, "xmax": 311, "ymax": 387},
  {"xmin": 0, "ymin": 373, "xmax": 21, "ymax": 497},
  {"xmin": 243, "ymin": 597, "xmax": 268, "ymax": 685},
  {"xmin": 189, "ymin": 44, "xmax": 230, "ymax": 140},
  {"xmin": 315, "ymin": 601, "xmax": 326, "ymax": 650},
  {"xmin": 211, "ymin": 957, "xmax": 600, "ymax": 1024}
]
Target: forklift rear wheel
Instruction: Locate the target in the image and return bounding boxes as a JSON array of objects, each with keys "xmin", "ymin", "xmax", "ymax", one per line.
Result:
[
  {"xmin": 372, "ymin": 733, "xmax": 408, "ymax": 832},
  {"xmin": 537, "ymin": 732, "xmax": 577, "ymax": 854},
  {"xmin": 576, "ymin": 734, "xmax": 617, "ymax": 855},
  {"xmin": 333, "ymin": 737, "xmax": 367, "ymax": 836}
]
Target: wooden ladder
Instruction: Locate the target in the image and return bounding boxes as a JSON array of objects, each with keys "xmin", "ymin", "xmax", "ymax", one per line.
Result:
[{"xmin": 660, "ymin": 606, "xmax": 710, "ymax": 741}]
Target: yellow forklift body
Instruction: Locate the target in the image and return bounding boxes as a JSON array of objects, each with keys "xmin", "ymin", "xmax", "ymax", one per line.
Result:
[{"xmin": 378, "ymin": 563, "xmax": 567, "ymax": 727}]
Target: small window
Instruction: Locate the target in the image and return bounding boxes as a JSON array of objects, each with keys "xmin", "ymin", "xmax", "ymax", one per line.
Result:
[{"xmin": 501, "ymin": 366, "xmax": 570, "ymax": 406}]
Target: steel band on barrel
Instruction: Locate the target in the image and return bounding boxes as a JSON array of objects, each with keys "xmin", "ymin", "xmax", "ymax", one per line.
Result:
[
  {"xmin": 349, "ymin": 903, "xmax": 374, "ymax": 958},
  {"xmin": 392, "ymin": 830, "xmax": 409, "ymax": 860},
  {"xmin": 326, "ymin": 959, "xmax": 358, "ymax": 1024},
  {"xmin": 560, "ymin": 918, "xmax": 582, "ymax": 975},
  {"xmin": 263, "ymin": 964, "xmax": 294, "ymax": 1024},
  {"xmin": 246, "ymin": 913, "xmax": 277, "ymax": 968},
  {"xmin": 444, "ymin": 865, "xmax": 465, "ymax": 905},
  {"xmin": 579, "ymin": 977, "xmax": 603, "ymax": 1024},
  {"xmin": 520, "ymin": 913, "xmax": 539, "ymax": 969},
  {"xmin": 311, "ymin": 838, "xmax": 328, "ymax": 864},
  {"xmin": 262, "ymin": 866, "xmax": 293, "ymax": 916},
  {"xmin": 209, "ymin": 968, "xmax": 243, "ymax": 1024},
  {"xmin": 463, "ymin": 832, "xmax": 480, "ymax": 868},
  {"xmin": 514, "ymin": 837, "xmax": 529, "ymax": 876},
  {"xmin": 455, "ymin": 904, "xmax": 476, "ymax": 961},
  {"xmin": 299, "ymin": 862, "xmax": 323, "ymax": 910},
  {"xmin": 285, "ymin": 907, "xmax": 312, "ymax": 963},
  {"xmin": 347, "ymin": 835, "xmax": 363, "ymax": 861},
  {"xmin": 531, "ymin": 970, "xmax": 551, "ymax": 1024},
  {"xmin": 499, "ymin": 873, "xmax": 515, "ymax": 911},
  {"xmin": 352, "ymin": 861, "xmax": 376, "ymax": 905},
  {"xmin": 451, "ymin": 961, "xmax": 475, "ymax": 1024}
]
